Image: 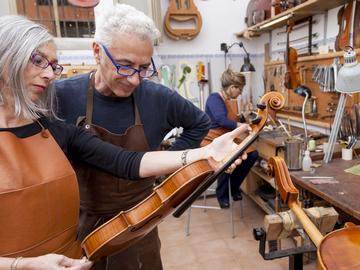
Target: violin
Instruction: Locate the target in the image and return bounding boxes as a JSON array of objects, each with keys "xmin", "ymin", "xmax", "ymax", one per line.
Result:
[
  {"xmin": 81, "ymin": 92, "xmax": 284, "ymax": 261},
  {"xmin": 164, "ymin": 0, "xmax": 202, "ymax": 40},
  {"xmin": 268, "ymin": 156, "xmax": 360, "ymax": 270},
  {"xmin": 284, "ymin": 20, "xmax": 301, "ymax": 89},
  {"xmin": 335, "ymin": 0, "xmax": 353, "ymax": 51}
]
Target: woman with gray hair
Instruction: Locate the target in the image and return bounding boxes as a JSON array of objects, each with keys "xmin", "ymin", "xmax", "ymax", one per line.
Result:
[{"xmin": 0, "ymin": 15, "xmax": 248, "ymax": 270}]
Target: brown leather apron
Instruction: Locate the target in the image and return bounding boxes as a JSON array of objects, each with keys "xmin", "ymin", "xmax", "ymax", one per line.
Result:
[
  {"xmin": 0, "ymin": 124, "xmax": 82, "ymax": 258},
  {"xmin": 201, "ymin": 95, "xmax": 239, "ymax": 146},
  {"xmin": 75, "ymin": 74, "xmax": 162, "ymax": 270}
]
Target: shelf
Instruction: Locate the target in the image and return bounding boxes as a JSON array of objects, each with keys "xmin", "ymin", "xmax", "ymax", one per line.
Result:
[
  {"xmin": 236, "ymin": 0, "xmax": 348, "ymax": 38},
  {"xmin": 248, "ymin": 194, "xmax": 275, "ymax": 215},
  {"xmin": 251, "ymin": 167, "xmax": 275, "ymax": 188},
  {"xmin": 277, "ymin": 112, "xmax": 331, "ymax": 129}
]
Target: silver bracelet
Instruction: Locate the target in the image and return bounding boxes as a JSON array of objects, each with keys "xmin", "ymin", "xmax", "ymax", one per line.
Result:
[
  {"xmin": 10, "ymin": 257, "xmax": 22, "ymax": 270},
  {"xmin": 181, "ymin": 150, "xmax": 190, "ymax": 166}
]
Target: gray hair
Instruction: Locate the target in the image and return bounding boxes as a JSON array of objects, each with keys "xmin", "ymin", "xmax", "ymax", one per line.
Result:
[
  {"xmin": 94, "ymin": 4, "xmax": 160, "ymax": 46},
  {"xmin": 0, "ymin": 15, "xmax": 57, "ymax": 120}
]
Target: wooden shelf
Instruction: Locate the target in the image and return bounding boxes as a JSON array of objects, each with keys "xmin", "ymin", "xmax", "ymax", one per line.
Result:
[
  {"xmin": 236, "ymin": 0, "xmax": 348, "ymax": 38},
  {"xmin": 251, "ymin": 167, "xmax": 275, "ymax": 188},
  {"xmin": 248, "ymin": 194, "xmax": 275, "ymax": 214}
]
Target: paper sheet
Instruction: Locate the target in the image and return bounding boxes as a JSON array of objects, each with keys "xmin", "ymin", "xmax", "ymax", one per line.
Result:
[{"xmin": 344, "ymin": 164, "xmax": 360, "ymax": 176}]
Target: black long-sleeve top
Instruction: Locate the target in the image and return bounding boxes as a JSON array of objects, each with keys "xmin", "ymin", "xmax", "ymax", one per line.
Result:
[
  {"xmin": 0, "ymin": 118, "xmax": 143, "ymax": 179},
  {"xmin": 55, "ymin": 73, "xmax": 210, "ymax": 151}
]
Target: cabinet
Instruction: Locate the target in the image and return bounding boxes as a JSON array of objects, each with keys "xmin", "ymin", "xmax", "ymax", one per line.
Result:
[
  {"xmin": 241, "ymin": 130, "xmax": 285, "ymax": 215},
  {"xmin": 236, "ymin": 0, "xmax": 349, "ymax": 38}
]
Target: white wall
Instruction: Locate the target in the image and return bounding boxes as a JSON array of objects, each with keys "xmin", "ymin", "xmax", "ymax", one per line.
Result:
[
  {"xmin": 155, "ymin": 0, "xmax": 344, "ymax": 107},
  {"xmin": 0, "ymin": 0, "xmax": 346, "ymax": 107}
]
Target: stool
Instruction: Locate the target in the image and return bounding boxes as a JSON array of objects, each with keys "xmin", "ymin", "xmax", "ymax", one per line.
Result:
[{"xmin": 185, "ymin": 178, "xmax": 243, "ymax": 238}]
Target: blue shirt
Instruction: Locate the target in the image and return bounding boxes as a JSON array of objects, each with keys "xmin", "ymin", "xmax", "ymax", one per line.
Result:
[{"xmin": 205, "ymin": 92, "xmax": 237, "ymax": 130}]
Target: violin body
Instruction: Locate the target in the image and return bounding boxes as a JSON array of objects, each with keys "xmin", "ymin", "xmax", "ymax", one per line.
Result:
[
  {"xmin": 354, "ymin": 0, "xmax": 360, "ymax": 49},
  {"xmin": 284, "ymin": 20, "xmax": 301, "ymax": 89},
  {"xmin": 284, "ymin": 47, "xmax": 301, "ymax": 89},
  {"xmin": 82, "ymin": 160, "xmax": 213, "ymax": 260},
  {"xmin": 335, "ymin": 0, "xmax": 353, "ymax": 51},
  {"xmin": 82, "ymin": 92, "xmax": 285, "ymax": 261},
  {"xmin": 164, "ymin": 0, "xmax": 202, "ymax": 40},
  {"xmin": 268, "ymin": 156, "xmax": 360, "ymax": 270},
  {"xmin": 317, "ymin": 226, "xmax": 360, "ymax": 269},
  {"xmin": 245, "ymin": 0, "xmax": 272, "ymax": 27}
]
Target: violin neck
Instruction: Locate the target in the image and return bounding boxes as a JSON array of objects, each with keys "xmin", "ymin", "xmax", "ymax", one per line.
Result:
[
  {"xmin": 289, "ymin": 202, "xmax": 323, "ymax": 247},
  {"xmin": 213, "ymin": 132, "xmax": 257, "ymax": 180}
]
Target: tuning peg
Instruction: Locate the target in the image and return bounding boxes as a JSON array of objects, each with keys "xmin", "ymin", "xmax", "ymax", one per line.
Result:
[
  {"xmin": 257, "ymin": 103, "xmax": 266, "ymax": 110},
  {"xmin": 249, "ymin": 112, "xmax": 262, "ymax": 125}
]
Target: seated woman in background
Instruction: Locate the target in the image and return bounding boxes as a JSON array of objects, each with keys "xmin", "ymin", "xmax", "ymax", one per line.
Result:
[
  {"xmin": 204, "ymin": 69, "xmax": 259, "ymax": 209},
  {"xmin": 0, "ymin": 15, "xmax": 248, "ymax": 269}
]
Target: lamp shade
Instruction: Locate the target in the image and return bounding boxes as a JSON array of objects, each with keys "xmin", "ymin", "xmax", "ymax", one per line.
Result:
[
  {"xmin": 294, "ymin": 85, "xmax": 312, "ymax": 98},
  {"xmin": 241, "ymin": 54, "xmax": 255, "ymax": 72},
  {"xmin": 335, "ymin": 49, "xmax": 360, "ymax": 93}
]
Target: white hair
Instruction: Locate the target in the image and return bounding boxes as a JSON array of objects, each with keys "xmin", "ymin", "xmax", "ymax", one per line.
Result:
[
  {"xmin": 94, "ymin": 4, "xmax": 160, "ymax": 46},
  {"xmin": 0, "ymin": 15, "xmax": 57, "ymax": 120}
]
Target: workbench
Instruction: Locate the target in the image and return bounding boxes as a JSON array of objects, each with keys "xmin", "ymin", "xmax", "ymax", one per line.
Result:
[
  {"xmin": 290, "ymin": 158, "xmax": 360, "ymax": 222},
  {"xmin": 242, "ymin": 128, "xmax": 359, "ymax": 222}
]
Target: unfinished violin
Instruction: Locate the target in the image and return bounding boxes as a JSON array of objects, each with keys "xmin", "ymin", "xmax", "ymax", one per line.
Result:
[
  {"xmin": 164, "ymin": 0, "xmax": 202, "ymax": 40},
  {"xmin": 284, "ymin": 20, "xmax": 301, "ymax": 89},
  {"xmin": 268, "ymin": 156, "xmax": 360, "ymax": 269},
  {"xmin": 335, "ymin": 0, "xmax": 353, "ymax": 51},
  {"xmin": 81, "ymin": 92, "xmax": 284, "ymax": 261}
]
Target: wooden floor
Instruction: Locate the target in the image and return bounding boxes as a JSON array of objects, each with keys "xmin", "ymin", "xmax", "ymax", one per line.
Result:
[{"xmin": 159, "ymin": 195, "xmax": 316, "ymax": 270}]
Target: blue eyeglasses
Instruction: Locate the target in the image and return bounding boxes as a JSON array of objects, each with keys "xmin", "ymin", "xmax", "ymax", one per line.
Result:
[{"xmin": 100, "ymin": 44, "xmax": 157, "ymax": 78}]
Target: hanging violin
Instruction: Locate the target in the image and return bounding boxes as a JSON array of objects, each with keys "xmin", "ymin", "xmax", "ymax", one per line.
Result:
[
  {"xmin": 268, "ymin": 156, "xmax": 360, "ymax": 270},
  {"xmin": 81, "ymin": 92, "xmax": 285, "ymax": 261},
  {"xmin": 284, "ymin": 20, "xmax": 301, "ymax": 89}
]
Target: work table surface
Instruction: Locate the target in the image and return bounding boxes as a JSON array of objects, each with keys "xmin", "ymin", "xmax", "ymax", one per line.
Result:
[{"xmin": 290, "ymin": 158, "xmax": 360, "ymax": 221}]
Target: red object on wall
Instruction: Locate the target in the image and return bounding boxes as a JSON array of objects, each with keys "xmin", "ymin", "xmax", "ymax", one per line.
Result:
[{"xmin": 68, "ymin": 0, "xmax": 99, "ymax": 8}]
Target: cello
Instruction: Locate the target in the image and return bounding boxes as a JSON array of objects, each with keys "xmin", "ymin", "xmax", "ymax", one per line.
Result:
[
  {"xmin": 81, "ymin": 92, "xmax": 285, "ymax": 261},
  {"xmin": 268, "ymin": 156, "xmax": 360, "ymax": 269}
]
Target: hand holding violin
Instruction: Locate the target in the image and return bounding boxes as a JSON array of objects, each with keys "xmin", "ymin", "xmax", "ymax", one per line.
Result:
[
  {"xmin": 1, "ymin": 254, "xmax": 92, "ymax": 270},
  {"xmin": 205, "ymin": 124, "xmax": 250, "ymax": 173}
]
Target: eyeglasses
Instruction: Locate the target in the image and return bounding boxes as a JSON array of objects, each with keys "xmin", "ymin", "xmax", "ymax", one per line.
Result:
[
  {"xmin": 100, "ymin": 44, "xmax": 157, "ymax": 78},
  {"xmin": 30, "ymin": 52, "xmax": 64, "ymax": 76}
]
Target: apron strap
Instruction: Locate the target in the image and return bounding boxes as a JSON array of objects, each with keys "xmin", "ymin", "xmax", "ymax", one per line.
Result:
[
  {"xmin": 84, "ymin": 72, "xmax": 141, "ymax": 127},
  {"xmin": 85, "ymin": 72, "xmax": 96, "ymax": 126}
]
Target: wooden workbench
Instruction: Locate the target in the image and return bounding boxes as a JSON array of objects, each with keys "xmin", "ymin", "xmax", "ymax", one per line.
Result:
[{"xmin": 290, "ymin": 158, "xmax": 360, "ymax": 222}]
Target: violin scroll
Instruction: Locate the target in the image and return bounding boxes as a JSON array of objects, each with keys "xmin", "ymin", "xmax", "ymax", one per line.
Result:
[
  {"xmin": 267, "ymin": 156, "xmax": 298, "ymax": 205},
  {"xmin": 251, "ymin": 92, "xmax": 285, "ymax": 128}
]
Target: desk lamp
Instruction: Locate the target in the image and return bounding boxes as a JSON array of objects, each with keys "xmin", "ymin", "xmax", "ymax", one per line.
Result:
[
  {"xmin": 324, "ymin": 46, "xmax": 360, "ymax": 163},
  {"xmin": 294, "ymin": 85, "xmax": 312, "ymax": 149},
  {"xmin": 220, "ymin": 42, "xmax": 255, "ymax": 72}
]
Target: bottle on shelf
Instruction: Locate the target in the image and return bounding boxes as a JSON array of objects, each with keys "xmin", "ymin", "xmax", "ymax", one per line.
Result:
[{"xmin": 302, "ymin": 150, "xmax": 312, "ymax": 172}]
